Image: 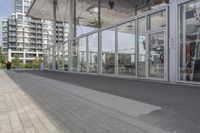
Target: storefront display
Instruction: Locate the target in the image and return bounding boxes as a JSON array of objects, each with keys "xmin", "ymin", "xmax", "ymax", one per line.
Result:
[{"xmin": 179, "ymin": 0, "xmax": 200, "ymax": 82}]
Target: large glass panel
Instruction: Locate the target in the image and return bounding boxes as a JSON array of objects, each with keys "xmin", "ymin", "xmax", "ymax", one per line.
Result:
[
  {"xmin": 63, "ymin": 42, "xmax": 68, "ymax": 71},
  {"xmin": 72, "ymin": 40, "xmax": 78, "ymax": 71},
  {"xmin": 148, "ymin": 32, "xmax": 165, "ymax": 78},
  {"xmin": 118, "ymin": 21, "xmax": 136, "ymax": 76},
  {"xmin": 79, "ymin": 37, "xmax": 87, "ymax": 72},
  {"xmin": 101, "ymin": 28, "xmax": 115, "ymax": 74},
  {"xmin": 88, "ymin": 33, "xmax": 98, "ymax": 73},
  {"xmin": 147, "ymin": 10, "xmax": 166, "ymax": 30},
  {"xmin": 49, "ymin": 47, "xmax": 53, "ymax": 70},
  {"xmin": 137, "ymin": 17, "xmax": 146, "ymax": 77},
  {"xmin": 179, "ymin": 0, "xmax": 200, "ymax": 82},
  {"xmin": 43, "ymin": 49, "xmax": 50, "ymax": 69},
  {"xmin": 55, "ymin": 45, "xmax": 63, "ymax": 71}
]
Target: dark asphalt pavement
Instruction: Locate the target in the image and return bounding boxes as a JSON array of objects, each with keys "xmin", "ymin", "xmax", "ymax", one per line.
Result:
[{"xmin": 15, "ymin": 70, "xmax": 200, "ymax": 133}]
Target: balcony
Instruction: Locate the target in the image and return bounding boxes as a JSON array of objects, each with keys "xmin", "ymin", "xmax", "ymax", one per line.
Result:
[
  {"xmin": 37, "ymin": 41, "xmax": 42, "ymax": 44},
  {"xmin": 9, "ymin": 39, "xmax": 16, "ymax": 42},
  {"xmin": 10, "ymin": 44, "xmax": 16, "ymax": 47},
  {"xmin": 17, "ymin": 28, "xmax": 23, "ymax": 32},
  {"xmin": 37, "ymin": 36, "xmax": 42, "ymax": 39},
  {"xmin": 37, "ymin": 25, "xmax": 42, "ymax": 28},
  {"xmin": 9, "ymin": 27, "xmax": 16, "ymax": 31},
  {"xmin": 30, "ymin": 30, "xmax": 36, "ymax": 33},
  {"xmin": 18, "ymin": 45, "xmax": 24, "ymax": 48},
  {"xmin": 9, "ymin": 22, "xmax": 16, "ymax": 25},
  {"xmin": 30, "ymin": 24, "xmax": 36, "ymax": 28},
  {"xmin": 30, "ymin": 40, "xmax": 36, "ymax": 43},
  {"xmin": 9, "ymin": 34, "xmax": 16, "ymax": 37},
  {"xmin": 37, "ymin": 30, "xmax": 42, "ymax": 33},
  {"xmin": 30, "ymin": 35, "xmax": 36, "ymax": 38}
]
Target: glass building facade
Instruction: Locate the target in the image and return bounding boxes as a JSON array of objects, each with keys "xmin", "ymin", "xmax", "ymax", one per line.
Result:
[
  {"xmin": 178, "ymin": 0, "xmax": 200, "ymax": 83},
  {"xmin": 42, "ymin": 0, "xmax": 200, "ymax": 84}
]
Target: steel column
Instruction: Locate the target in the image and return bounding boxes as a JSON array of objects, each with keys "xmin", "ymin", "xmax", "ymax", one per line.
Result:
[
  {"xmin": 169, "ymin": 0, "xmax": 177, "ymax": 82},
  {"xmin": 52, "ymin": 0, "xmax": 57, "ymax": 70},
  {"xmin": 68, "ymin": 0, "xmax": 76, "ymax": 72}
]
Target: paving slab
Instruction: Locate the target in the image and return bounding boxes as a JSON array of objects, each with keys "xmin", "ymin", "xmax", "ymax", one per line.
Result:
[
  {"xmin": 1, "ymin": 71, "xmax": 172, "ymax": 133},
  {"xmin": 0, "ymin": 71, "xmax": 61, "ymax": 133}
]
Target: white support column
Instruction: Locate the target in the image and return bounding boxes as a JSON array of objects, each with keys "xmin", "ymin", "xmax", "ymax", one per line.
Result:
[
  {"xmin": 97, "ymin": 0, "xmax": 101, "ymax": 75},
  {"xmin": 115, "ymin": 26, "xmax": 118, "ymax": 76},
  {"xmin": 169, "ymin": 0, "xmax": 178, "ymax": 82},
  {"xmin": 23, "ymin": 49, "xmax": 26, "ymax": 64},
  {"xmin": 52, "ymin": 0, "xmax": 57, "ymax": 70},
  {"xmin": 68, "ymin": 0, "xmax": 75, "ymax": 72},
  {"xmin": 135, "ymin": 19, "xmax": 138, "ymax": 77},
  {"xmin": 98, "ymin": 30, "xmax": 102, "ymax": 75},
  {"xmin": 86, "ymin": 36, "xmax": 89, "ymax": 73},
  {"xmin": 36, "ymin": 50, "xmax": 39, "ymax": 58},
  {"xmin": 8, "ymin": 49, "xmax": 12, "ymax": 62},
  {"xmin": 62, "ymin": 44, "xmax": 64, "ymax": 71}
]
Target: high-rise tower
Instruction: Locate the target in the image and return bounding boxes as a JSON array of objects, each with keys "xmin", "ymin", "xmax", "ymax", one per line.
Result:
[{"xmin": 2, "ymin": 0, "xmax": 68, "ymax": 63}]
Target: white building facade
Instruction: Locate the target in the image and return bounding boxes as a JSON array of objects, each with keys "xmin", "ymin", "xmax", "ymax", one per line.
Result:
[
  {"xmin": 2, "ymin": 0, "xmax": 68, "ymax": 64},
  {"xmin": 27, "ymin": 0, "xmax": 200, "ymax": 84}
]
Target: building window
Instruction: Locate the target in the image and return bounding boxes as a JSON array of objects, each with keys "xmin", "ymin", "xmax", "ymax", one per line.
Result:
[
  {"xmin": 78, "ymin": 37, "xmax": 87, "ymax": 72},
  {"xmin": 117, "ymin": 21, "xmax": 136, "ymax": 76},
  {"xmin": 137, "ymin": 17, "xmax": 146, "ymax": 77},
  {"xmin": 147, "ymin": 10, "xmax": 166, "ymax": 30},
  {"xmin": 17, "ymin": 14, "xmax": 23, "ymax": 20},
  {"xmin": 15, "ymin": 0, "xmax": 22, "ymax": 5},
  {"xmin": 88, "ymin": 33, "xmax": 98, "ymax": 73},
  {"xmin": 179, "ymin": 0, "xmax": 200, "ymax": 82},
  {"xmin": 101, "ymin": 28, "xmax": 115, "ymax": 75},
  {"xmin": 16, "ymin": 5, "xmax": 22, "ymax": 13}
]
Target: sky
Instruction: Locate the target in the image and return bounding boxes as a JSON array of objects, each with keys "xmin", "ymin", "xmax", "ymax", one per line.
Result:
[{"xmin": 0, "ymin": 0, "xmax": 13, "ymax": 46}]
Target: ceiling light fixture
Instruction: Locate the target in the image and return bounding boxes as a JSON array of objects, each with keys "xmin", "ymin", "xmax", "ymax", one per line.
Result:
[{"xmin": 108, "ymin": 1, "xmax": 115, "ymax": 10}]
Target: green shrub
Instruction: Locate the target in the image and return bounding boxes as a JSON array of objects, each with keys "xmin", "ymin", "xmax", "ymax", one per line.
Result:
[
  {"xmin": 24, "ymin": 64, "xmax": 32, "ymax": 69},
  {"xmin": 12, "ymin": 55, "xmax": 20, "ymax": 69},
  {"xmin": 32, "ymin": 58, "xmax": 42, "ymax": 69},
  {"xmin": 0, "ymin": 63, "xmax": 5, "ymax": 69}
]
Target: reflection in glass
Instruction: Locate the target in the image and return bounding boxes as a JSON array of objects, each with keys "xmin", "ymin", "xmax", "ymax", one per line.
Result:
[
  {"xmin": 55, "ymin": 45, "xmax": 63, "ymax": 70},
  {"xmin": 72, "ymin": 40, "xmax": 78, "ymax": 71},
  {"xmin": 148, "ymin": 32, "xmax": 165, "ymax": 78},
  {"xmin": 76, "ymin": 0, "xmax": 168, "ymax": 30},
  {"xmin": 79, "ymin": 37, "xmax": 87, "ymax": 72},
  {"xmin": 101, "ymin": 29, "xmax": 115, "ymax": 74},
  {"xmin": 136, "ymin": 1, "xmax": 168, "ymax": 15},
  {"xmin": 43, "ymin": 49, "xmax": 50, "ymax": 69},
  {"xmin": 100, "ymin": 0, "xmax": 135, "ymax": 27},
  {"xmin": 63, "ymin": 42, "xmax": 68, "ymax": 71},
  {"xmin": 137, "ymin": 17, "xmax": 146, "ymax": 77},
  {"xmin": 49, "ymin": 47, "xmax": 53, "ymax": 70},
  {"xmin": 88, "ymin": 33, "xmax": 98, "ymax": 73},
  {"xmin": 148, "ymin": 10, "xmax": 166, "ymax": 30},
  {"xmin": 118, "ymin": 21, "xmax": 136, "ymax": 76},
  {"xmin": 179, "ymin": 1, "xmax": 200, "ymax": 82}
]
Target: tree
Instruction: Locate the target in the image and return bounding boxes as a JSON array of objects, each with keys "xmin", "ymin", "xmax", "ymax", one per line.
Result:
[
  {"xmin": 32, "ymin": 57, "xmax": 42, "ymax": 69},
  {"xmin": 0, "ymin": 48, "xmax": 6, "ymax": 69},
  {"xmin": 0, "ymin": 48, "xmax": 5, "ymax": 64},
  {"xmin": 12, "ymin": 55, "xmax": 20, "ymax": 69}
]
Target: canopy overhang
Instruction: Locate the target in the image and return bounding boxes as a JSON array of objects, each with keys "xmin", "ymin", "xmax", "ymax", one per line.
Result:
[
  {"xmin": 27, "ymin": 0, "xmax": 69, "ymax": 22},
  {"xmin": 27, "ymin": 0, "xmax": 168, "ymax": 29},
  {"xmin": 27, "ymin": 0, "xmax": 137, "ymax": 27}
]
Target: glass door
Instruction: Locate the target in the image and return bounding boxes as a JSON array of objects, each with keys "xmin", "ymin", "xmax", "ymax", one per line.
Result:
[{"xmin": 147, "ymin": 31, "xmax": 166, "ymax": 79}]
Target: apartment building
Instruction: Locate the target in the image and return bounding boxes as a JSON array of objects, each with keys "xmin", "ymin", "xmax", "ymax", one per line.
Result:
[{"xmin": 2, "ymin": 0, "xmax": 68, "ymax": 63}]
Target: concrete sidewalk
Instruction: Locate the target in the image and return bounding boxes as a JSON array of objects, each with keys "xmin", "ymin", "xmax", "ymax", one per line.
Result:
[
  {"xmin": 0, "ymin": 70, "xmax": 171, "ymax": 133},
  {"xmin": 0, "ymin": 71, "xmax": 60, "ymax": 133},
  {"xmin": 16, "ymin": 70, "xmax": 200, "ymax": 133}
]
